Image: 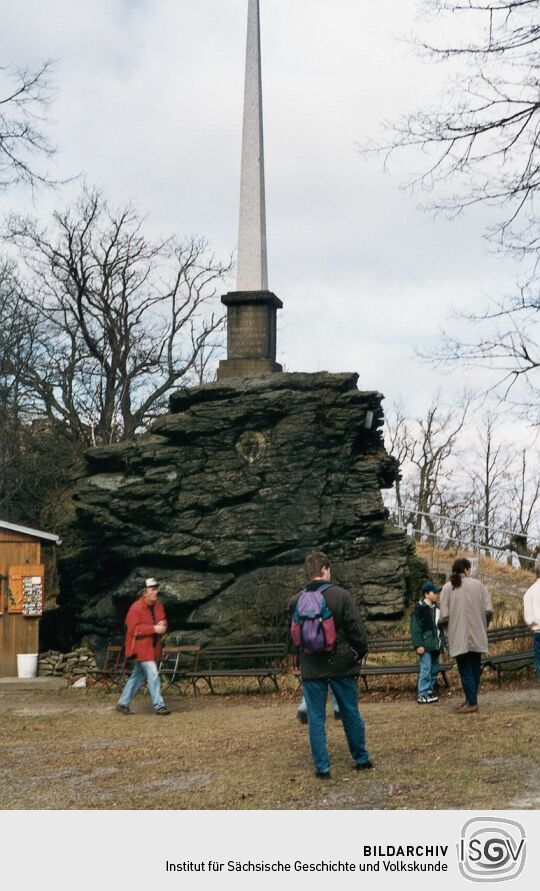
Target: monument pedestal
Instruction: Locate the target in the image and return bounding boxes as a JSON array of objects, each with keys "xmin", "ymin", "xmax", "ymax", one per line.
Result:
[
  {"xmin": 217, "ymin": 358, "xmax": 282, "ymax": 377},
  {"xmin": 217, "ymin": 290, "xmax": 283, "ymax": 379}
]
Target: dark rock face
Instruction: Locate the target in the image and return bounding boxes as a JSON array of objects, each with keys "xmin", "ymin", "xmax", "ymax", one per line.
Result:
[{"xmin": 59, "ymin": 372, "xmax": 421, "ymax": 648}]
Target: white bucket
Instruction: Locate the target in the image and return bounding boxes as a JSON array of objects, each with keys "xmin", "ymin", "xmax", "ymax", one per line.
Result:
[{"xmin": 17, "ymin": 654, "xmax": 38, "ymax": 679}]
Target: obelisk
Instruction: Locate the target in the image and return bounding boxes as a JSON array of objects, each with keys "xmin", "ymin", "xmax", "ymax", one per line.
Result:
[
  {"xmin": 237, "ymin": 0, "xmax": 267, "ymax": 291},
  {"xmin": 217, "ymin": 0, "xmax": 283, "ymax": 379}
]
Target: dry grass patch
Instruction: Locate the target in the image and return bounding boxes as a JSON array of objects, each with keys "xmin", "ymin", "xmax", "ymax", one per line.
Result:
[
  {"xmin": 0, "ymin": 681, "xmax": 538, "ymax": 810},
  {"xmin": 416, "ymin": 543, "xmax": 532, "ymax": 620}
]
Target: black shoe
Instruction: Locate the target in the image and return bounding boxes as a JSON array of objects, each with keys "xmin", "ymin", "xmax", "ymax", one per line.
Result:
[
  {"xmin": 115, "ymin": 704, "xmax": 132, "ymax": 715},
  {"xmin": 355, "ymin": 760, "xmax": 373, "ymax": 770},
  {"xmin": 333, "ymin": 712, "xmax": 342, "ymax": 721},
  {"xmin": 155, "ymin": 706, "xmax": 171, "ymax": 715},
  {"xmin": 315, "ymin": 771, "xmax": 331, "ymax": 779},
  {"xmin": 297, "ymin": 711, "xmax": 308, "ymax": 724}
]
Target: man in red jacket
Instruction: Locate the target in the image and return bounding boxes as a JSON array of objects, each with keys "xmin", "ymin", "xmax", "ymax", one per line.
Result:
[{"xmin": 116, "ymin": 578, "xmax": 171, "ymax": 715}]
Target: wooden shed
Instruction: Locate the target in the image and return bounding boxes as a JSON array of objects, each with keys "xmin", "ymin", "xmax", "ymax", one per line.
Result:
[{"xmin": 0, "ymin": 521, "xmax": 61, "ymax": 677}]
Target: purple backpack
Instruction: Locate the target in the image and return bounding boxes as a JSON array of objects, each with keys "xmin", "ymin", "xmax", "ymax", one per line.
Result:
[{"xmin": 291, "ymin": 584, "xmax": 337, "ymax": 655}]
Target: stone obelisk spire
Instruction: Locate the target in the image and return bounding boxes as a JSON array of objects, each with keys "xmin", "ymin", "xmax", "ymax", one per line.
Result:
[
  {"xmin": 217, "ymin": 0, "xmax": 282, "ymax": 379},
  {"xmin": 237, "ymin": 0, "xmax": 268, "ymax": 291}
]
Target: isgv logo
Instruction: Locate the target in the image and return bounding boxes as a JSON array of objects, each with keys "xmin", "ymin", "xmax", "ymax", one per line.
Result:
[{"xmin": 458, "ymin": 818, "xmax": 526, "ymax": 882}]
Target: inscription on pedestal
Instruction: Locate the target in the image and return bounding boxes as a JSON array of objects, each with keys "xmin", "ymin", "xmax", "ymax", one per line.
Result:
[
  {"xmin": 218, "ymin": 290, "xmax": 282, "ymax": 379},
  {"xmin": 228, "ymin": 305, "xmax": 269, "ymax": 358}
]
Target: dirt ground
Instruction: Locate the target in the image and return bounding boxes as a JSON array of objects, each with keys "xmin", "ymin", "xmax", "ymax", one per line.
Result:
[{"xmin": 1, "ymin": 678, "xmax": 538, "ymax": 810}]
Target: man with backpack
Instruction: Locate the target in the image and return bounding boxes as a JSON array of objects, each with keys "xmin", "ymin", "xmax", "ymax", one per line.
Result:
[{"xmin": 289, "ymin": 550, "xmax": 372, "ymax": 779}]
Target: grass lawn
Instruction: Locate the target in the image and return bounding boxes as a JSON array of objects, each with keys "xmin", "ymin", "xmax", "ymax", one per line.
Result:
[{"xmin": 0, "ymin": 675, "xmax": 538, "ymax": 810}]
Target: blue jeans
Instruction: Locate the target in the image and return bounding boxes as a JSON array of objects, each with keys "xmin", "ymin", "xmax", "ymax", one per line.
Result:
[
  {"xmin": 118, "ymin": 660, "xmax": 165, "ymax": 711},
  {"xmin": 298, "ymin": 688, "xmax": 340, "ymax": 716},
  {"xmin": 302, "ymin": 676, "xmax": 369, "ymax": 774},
  {"xmin": 534, "ymin": 632, "xmax": 540, "ymax": 678},
  {"xmin": 417, "ymin": 651, "xmax": 440, "ymax": 696},
  {"xmin": 456, "ymin": 651, "xmax": 482, "ymax": 706}
]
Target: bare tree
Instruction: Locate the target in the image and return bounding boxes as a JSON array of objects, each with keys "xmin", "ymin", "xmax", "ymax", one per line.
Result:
[
  {"xmin": 507, "ymin": 446, "xmax": 540, "ymax": 566},
  {"xmin": 428, "ymin": 275, "xmax": 540, "ymax": 423},
  {"xmin": 384, "ymin": 393, "xmax": 540, "ymax": 556},
  {"xmin": 384, "ymin": 400, "xmax": 415, "ymax": 511},
  {"xmin": 0, "ymin": 61, "xmax": 56, "ymax": 190},
  {"xmin": 408, "ymin": 395, "xmax": 470, "ymax": 536},
  {"xmin": 0, "ymin": 266, "xmax": 26, "ymax": 511},
  {"xmin": 381, "ymin": 1, "xmax": 540, "ymax": 245},
  {"xmin": 385, "ymin": 395, "xmax": 471, "ymax": 538},
  {"xmin": 5, "ymin": 188, "xmax": 231, "ymax": 444},
  {"xmin": 467, "ymin": 414, "xmax": 512, "ymax": 551},
  {"xmin": 368, "ymin": 2, "xmax": 540, "ymax": 419},
  {"xmin": 0, "ymin": 261, "xmax": 38, "ymax": 441},
  {"xmin": 0, "ymin": 262, "xmax": 75, "ymax": 523}
]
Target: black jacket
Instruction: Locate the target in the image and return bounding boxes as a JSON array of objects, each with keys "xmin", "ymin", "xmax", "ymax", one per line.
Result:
[
  {"xmin": 289, "ymin": 580, "xmax": 368, "ymax": 680},
  {"xmin": 410, "ymin": 600, "xmax": 444, "ymax": 653}
]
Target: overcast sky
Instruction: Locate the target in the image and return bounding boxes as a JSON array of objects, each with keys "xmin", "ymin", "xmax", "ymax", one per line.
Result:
[{"xmin": 2, "ymin": 0, "xmax": 525, "ymax": 421}]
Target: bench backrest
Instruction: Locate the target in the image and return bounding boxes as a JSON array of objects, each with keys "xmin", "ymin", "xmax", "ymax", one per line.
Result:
[
  {"xmin": 487, "ymin": 624, "xmax": 530, "ymax": 642},
  {"xmin": 365, "ymin": 624, "xmax": 530, "ymax": 658},
  {"xmin": 367, "ymin": 638, "xmax": 411, "ymax": 653},
  {"xmin": 199, "ymin": 643, "xmax": 286, "ymax": 669},
  {"xmin": 159, "ymin": 646, "xmax": 200, "ymax": 673},
  {"xmin": 101, "ymin": 645, "xmax": 124, "ymax": 671}
]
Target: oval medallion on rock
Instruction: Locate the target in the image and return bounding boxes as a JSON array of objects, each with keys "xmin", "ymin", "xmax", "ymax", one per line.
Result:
[{"xmin": 236, "ymin": 430, "xmax": 268, "ymax": 464}]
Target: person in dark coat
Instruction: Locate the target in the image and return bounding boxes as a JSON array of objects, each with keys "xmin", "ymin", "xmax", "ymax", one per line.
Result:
[
  {"xmin": 289, "ymin": 551, "xmax": 371, "ymax": 779},
  {"xmin": 116, "ymin": 578, "xmax": 171, "ymax": 715},
  {"xmin": 410, "ymin": 582, "xmax": 443, "ymax": 704}
]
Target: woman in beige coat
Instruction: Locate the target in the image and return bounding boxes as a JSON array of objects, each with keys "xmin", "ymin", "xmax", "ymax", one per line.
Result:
[{"xmin": 439, "ymin": 558, "xmax": 493, "ymax": 713}]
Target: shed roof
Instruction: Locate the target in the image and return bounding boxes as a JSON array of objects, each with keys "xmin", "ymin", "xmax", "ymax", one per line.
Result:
[{"xmin": 0, "ymin": 520, "xmax": 61, "ymax": 545}]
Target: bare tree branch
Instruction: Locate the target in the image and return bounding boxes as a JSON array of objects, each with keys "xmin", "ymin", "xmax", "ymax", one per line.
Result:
[
  {"xmin": 0, "ymin": 61, "xmax": 60, "ymax": 190},
  {"xmin": 4, "ymin": 187, "xmax": 231, "ymax": 444},
  {"xmin": 367, "ymin": 2, "xmax": 540, "ymax": 418},
  {"xmin": 365, "ymin": 1, "xmax": 540, "ymax": 245}
]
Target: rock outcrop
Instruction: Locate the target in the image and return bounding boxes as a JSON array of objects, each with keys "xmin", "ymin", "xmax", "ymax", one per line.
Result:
[{"xmin": 59, "ymin": 372, "xmax": 422, "ymax": 649}]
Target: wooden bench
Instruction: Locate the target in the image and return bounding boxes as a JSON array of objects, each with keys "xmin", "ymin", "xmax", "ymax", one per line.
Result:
[
  {"xmin": 87, "ymin": 644, "xmax": 128, "ymax": 692},
  {"xmin": 359, "ymin": 637, "xmax": 452, "ymax": 691},
  {"xmin": 290, "ymin": 624, "xmax": 534, "ymax": 693},
  {"xmin": 185, "ymin": 643, "xmax": 287, "ymax": 694},
  {"xmin": 158, "ymin": 645, "xmax": 201, "ymax": 695},
  {"xmin": 482, "ymin": 624, "xmax": 535, "ymax": 687}
]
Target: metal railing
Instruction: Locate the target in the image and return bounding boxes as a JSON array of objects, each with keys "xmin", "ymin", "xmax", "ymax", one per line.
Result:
[{"xmin": 385, "ymin": 501, "xmax": 539, "ymax": 567}]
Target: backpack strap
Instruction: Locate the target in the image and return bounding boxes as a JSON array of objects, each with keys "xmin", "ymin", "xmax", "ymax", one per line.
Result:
[
  {"xmin": 315, "ymin": 582, "xmax": 337, "ymax": 640},
  {"xmin": 292, "ymin": 583, "xmax": 333, "ymax": 617}
]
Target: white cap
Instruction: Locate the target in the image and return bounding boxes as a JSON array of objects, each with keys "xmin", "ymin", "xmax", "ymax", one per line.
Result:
[{"xmin": 145, "ymin": 577, "xmax": 159, "ymax": 588}]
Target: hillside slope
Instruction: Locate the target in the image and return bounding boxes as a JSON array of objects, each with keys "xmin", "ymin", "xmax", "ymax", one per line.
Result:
[{"xmin": 415, "ymin": 542, "xmax": 532, "ymax": 625}]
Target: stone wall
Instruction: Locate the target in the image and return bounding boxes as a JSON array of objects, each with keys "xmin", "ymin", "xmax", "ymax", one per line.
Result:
[
  {"xmin": 38, "ymin": 647, "xmax": 97, "ymax": 678},
  {"xmin": 59, "ymin": 372, "xmax": 424, "ymax": 650}
]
